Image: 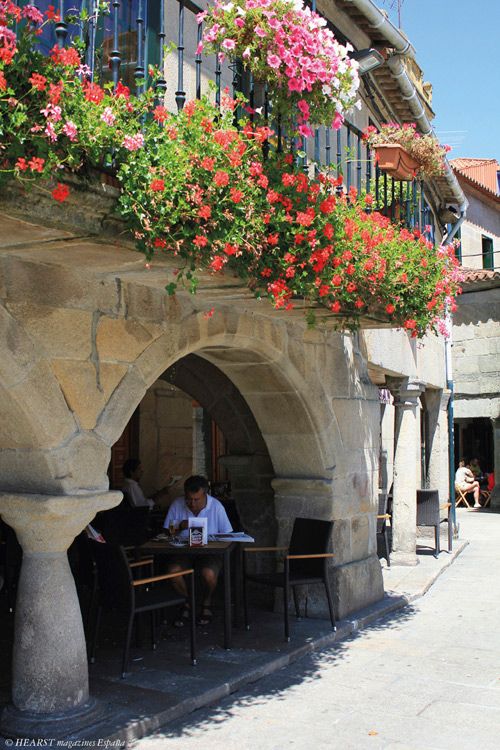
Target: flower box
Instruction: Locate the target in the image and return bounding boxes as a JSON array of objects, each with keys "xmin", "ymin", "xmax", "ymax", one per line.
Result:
[{"xmin": 374, "ymin": 144, "xmax": 420, "ymax": 181}]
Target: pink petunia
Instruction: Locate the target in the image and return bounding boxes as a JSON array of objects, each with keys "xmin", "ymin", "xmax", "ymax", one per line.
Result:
[
  {"xmin": 332, "ymin": 112, "xmax": 344, "ymax": 130},
  {"xmin": 267, "ymin": 53, "xmax": 281, "ymax": 69},
  {"xmin": 298, "ymin": 123, "xmax": 313, "ymax": 138},
  {"xmin": 222, "ymin": 38, "xmax": 235, "ymax": 51}
]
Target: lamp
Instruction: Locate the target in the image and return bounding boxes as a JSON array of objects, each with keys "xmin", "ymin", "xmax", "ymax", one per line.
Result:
[{"xmin": 350, "ymin": 48, "xmax": 385, "ymax": 75}]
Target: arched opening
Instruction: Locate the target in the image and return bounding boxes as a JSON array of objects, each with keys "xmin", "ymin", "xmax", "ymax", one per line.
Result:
[{"xmin": 109, "ymin": 353, "xmax": 277, "ymax": 546}]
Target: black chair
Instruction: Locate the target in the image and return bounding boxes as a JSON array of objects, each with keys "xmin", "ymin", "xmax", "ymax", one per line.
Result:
[
  {"xmin": 88, "ymin": 541, "xmax": 196, "ymax": 677},
  {"xmin": 242, "ymin": 518, "xmax": 336, "ymax": 641},
  {"xmin": 416, "ymin": 489, "xmax": 452, "ymax": 558},
  {"xmin": 92, "ymin": 503, "xmax": 151, "ymax": 547},
  {"xmin": 377, "ymin": 493, "xmax": 391, "ymax": 567}
]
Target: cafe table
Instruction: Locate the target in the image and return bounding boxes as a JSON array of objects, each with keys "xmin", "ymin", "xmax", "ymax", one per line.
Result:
[{"xmin": 139, "ymin": 538, "xmax": 239, "ymax": 649}]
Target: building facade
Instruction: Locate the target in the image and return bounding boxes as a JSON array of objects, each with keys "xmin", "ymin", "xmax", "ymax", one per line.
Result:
[
  {"xmin": 451, "ymin": 159, "xmax": 500, "ymax": 506},
  {"xmin": 0, "ymin": 0, "xmax": 466, "ymax": 739}
]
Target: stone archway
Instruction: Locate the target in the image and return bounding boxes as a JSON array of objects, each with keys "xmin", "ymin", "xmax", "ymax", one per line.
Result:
[{"xmin": 163, "ymin": 353, "xmax": 276, "ymax": 545}]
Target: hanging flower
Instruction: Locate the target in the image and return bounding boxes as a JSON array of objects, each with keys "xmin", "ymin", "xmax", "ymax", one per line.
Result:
[{"xmin": 201, "ymin": 0, "xmax": 359, "ymax": 130}]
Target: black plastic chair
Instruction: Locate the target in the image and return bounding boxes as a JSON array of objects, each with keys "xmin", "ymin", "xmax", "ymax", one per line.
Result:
[
  {"xmin": 377, "ymin": 493, "xmax": 391, "ymax": 567},
  {"xmin": 416, "ymin": 489, "xmax": 452, "ymax": 558},
  {"xmin": 242, "ymin": 518, "xmax": 336, "ymax": 641},
  {"xmin": 88, "ymin": 541, "xmax": 196, "ymax": 677},
  {"xmin": 92, "ymin": 503, "xmax": 151, "ymax": 547}
]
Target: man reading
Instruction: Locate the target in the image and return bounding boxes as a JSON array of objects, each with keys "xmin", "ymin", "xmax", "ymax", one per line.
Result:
[{"xmin": 163, "ymin": 475, "xmax": 232, "ymax": 626}]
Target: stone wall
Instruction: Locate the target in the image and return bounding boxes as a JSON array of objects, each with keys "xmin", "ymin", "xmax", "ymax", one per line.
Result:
[
  {"xmin": 138, "ymin": 380, "xmax": 194, "ymax": 503},
  {"xmin": 453, "ymin": 287, "xmax": 500, "ymax": 417}
]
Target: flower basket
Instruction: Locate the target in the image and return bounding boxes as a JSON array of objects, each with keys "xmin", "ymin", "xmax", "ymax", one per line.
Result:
[{"xmin": 374, "ymin": 144, "xmax": 420, "ymax": 181}]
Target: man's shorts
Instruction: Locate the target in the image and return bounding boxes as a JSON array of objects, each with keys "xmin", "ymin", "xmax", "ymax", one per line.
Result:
[{"xmin": 167, "ymin": 555, "xmax": 222, "ymax": 576}]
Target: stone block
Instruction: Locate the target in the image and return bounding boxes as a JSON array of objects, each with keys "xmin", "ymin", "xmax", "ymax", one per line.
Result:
[
  {"xmin": 5, "ymin": 255, "xmax": 120, "ymax": 315},
  {"xmin": 478, "ymin": 355, "xmax": 499, "ymax": 374},
  {"xmin": 350, "ymin": 514, "xmax": 371, "ymax": 560},
  {"xmin": 51, "ymin": 360, "xmax": 128, "ymax": 430},
  {"xmin": 9, "ymin": 361, "xmax": 78, "ymax": 448},
  {"xmin": 93, "ymin": 366, "xmax": 148, "ymax": 447},
  {"xmin": 96, "ymin": 316, "xmax": 162, "ymax": 363},
  {"xmin": 0, "ymin": 304, "xmax": 40, "ymax": 388},
  {"xmin": 54, "ymin": 433, "xmax": 114, "ymax": 493},
  {"xmin": 333, "ymin": 554, "xmax": 384, "ymax": 619},
  {"xmin": 134, "ymin": 331, "xmax": 181, "ymax": 386},
  {"xmin": 7, "ymin": 303, "xmax": 93, "ymax": 360},
  {"xmin": 0, "ymin": 211, "xmax": 74, "ymax": 248}
]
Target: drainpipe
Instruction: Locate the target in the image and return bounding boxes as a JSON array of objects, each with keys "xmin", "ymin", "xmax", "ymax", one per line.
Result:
[
  {"xmin": 442, "ymin": 205, "xmax": 467, "ymax": 533},
  {"xmin": 345, "ymin": 0, "xmax": 466, "ymax": 211},
  {"xmin": 343, "ymin": 0, "xmax": 416, "ymax": 58}
]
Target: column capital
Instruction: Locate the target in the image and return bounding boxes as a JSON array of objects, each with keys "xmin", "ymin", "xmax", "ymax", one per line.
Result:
[
  {"xmin": 0, "ymin": 491, "xmax": 121, "ymax": 553},
  {"xmin": 386, "ymin": 377, "xmax": 425, "ymax": 408}
]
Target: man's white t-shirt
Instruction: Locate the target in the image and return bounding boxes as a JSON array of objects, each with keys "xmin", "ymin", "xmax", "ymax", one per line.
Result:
[
  {"xmin": 122, "ymin": 478, "xmax": 154, "ymax": 509},
  {"xmin": 163, "ymin": 494, "xmax": 232, "ymax": 535}
]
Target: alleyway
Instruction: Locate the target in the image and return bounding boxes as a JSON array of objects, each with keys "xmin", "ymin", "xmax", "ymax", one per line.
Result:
[{"xmin": 131, "ymin": 509, "xmax": 500, "ymax": 750}]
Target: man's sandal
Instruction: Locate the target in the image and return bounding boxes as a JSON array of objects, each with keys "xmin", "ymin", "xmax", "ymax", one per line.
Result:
[
  {"xmin": 173, "ymin": 602, "xmax": 191, "ymax": 628},
  {"xmin": 197, "ymin": 606, "xmax": 213, "ymax": 626}
]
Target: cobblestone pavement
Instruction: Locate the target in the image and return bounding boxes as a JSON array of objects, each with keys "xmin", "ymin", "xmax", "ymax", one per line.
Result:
[{"xmin": 132, "ymin": 509, "xmax": 500, "ymax": 750}]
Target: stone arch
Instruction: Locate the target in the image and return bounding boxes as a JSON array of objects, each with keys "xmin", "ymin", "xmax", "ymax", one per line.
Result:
[{"xmin": 94, "ymin": 312, "xmax": 339, "ymax": 488}]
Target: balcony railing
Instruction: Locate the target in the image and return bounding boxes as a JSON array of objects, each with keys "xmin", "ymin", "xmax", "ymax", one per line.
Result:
[{"xmin": 29, "ymin": 0, "xmax": 435, "ymax": 241}]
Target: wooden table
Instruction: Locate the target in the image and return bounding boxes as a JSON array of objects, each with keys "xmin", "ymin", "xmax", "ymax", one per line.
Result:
[{"xmin": 140, "ymin": 540, "xmax": 237, "ymax": 649}]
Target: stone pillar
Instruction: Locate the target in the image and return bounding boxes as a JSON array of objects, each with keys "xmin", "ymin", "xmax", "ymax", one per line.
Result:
[
  {"xmin": 272, "ymin": 477, "xmax": 384, "ymax": 619},
  {"xmin": 426, "ymin": 389, "xmax": 451, "ymax": 501},
  {"xmin": 387, "ymin": 378, "xmax": 424, "ymax": 566},
  {"xmin": 490, "ymin": 417, "xmax": 500, "ymax": 509},
  {"xmin": 0, "ymin": 491, "xmax": 120, "ymax": 739}
]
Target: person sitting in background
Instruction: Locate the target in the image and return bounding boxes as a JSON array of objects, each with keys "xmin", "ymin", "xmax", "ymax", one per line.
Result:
[
  {"xmin": 122, "ymin": 458, "xmax": 171, "ymax": 509},
  {"xmin": 469, "ymin": 457, "xmax": 482, "ymax": 479},
  {"xmin": 163, "ymin": 475, "xmax": 232, "ymax": 626},
  {"xmin": 455, "ymin": 459, "xmax": 480, "ymax": 508}
]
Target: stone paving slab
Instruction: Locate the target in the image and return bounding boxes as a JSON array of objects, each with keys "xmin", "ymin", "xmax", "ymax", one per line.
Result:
[
  {"xmin": 0, "ymin": 526, "xmax": 471, "ymax": 746},
  {"xmin": 61, "ymin": 537, "xmax": 468, "ymax": 744}
]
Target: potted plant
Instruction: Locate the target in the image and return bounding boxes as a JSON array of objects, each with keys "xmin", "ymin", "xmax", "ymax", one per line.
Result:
[{"xmin": 363, "ymin": 123, "xmax": 451, "ymax": 180}]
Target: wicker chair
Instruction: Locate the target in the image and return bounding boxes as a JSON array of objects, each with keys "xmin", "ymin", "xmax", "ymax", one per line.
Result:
[{"xmin": 416, "ymin": 489, "xmax": 452, "ymax": 558}]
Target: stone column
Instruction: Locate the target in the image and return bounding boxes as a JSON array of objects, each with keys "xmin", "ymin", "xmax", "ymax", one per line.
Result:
[
  {"xmin": 0, "ymin": 491, "xmax": 120, "ymax": 739},
  {"xmin": 426, "ymin": 389, "xmax": 451, "ymax": 501},
  {"xmin": 387, "ymin": 378, "xmax": 425, "ymax": 566}
]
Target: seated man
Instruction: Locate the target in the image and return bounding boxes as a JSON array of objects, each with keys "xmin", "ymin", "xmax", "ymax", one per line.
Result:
[
  {"xmin": 455, "ymin": 459, "xmax": 480, "ymax": 508},
  {"xmin": 122, "ymin": 458, "xmax": 170, "ymax": 509},
  {"xmin": 163, "ymin": 475, "xmax": 232, "ymax": 626}
]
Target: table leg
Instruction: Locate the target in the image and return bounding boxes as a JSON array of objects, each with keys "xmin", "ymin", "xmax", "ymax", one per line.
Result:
[
  {"xmin": 223, "ymin": 548, "xmax": 232, "ymax": 649},
  {"xmin": 233, "ymin": 544, "xmax": 242, "ymax": 628}
]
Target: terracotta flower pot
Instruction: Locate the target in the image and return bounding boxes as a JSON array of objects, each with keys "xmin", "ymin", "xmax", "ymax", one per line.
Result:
[{"xmin": 374, "ymin": 144, "xmax": 419, "ymax": 180}]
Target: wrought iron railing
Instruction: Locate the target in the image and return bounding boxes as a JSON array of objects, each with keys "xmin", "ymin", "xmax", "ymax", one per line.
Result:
[{"xmin": 29, "ymin": 0, "xmax": 435, "ymax": 240}]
